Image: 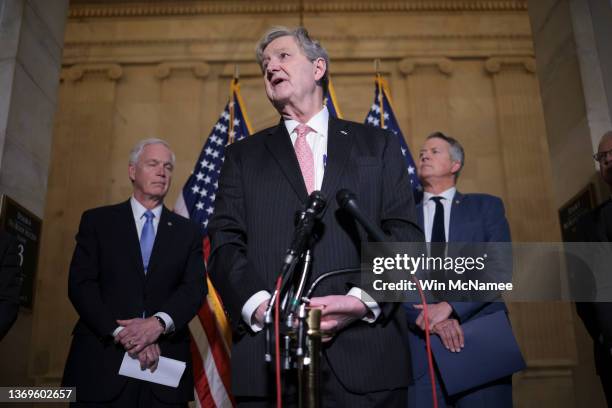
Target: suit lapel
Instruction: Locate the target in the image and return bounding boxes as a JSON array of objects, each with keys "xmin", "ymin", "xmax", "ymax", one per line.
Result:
[
  {"xmin": 265, "ymin": 121, "xmax": 308, "ymax": 202},
  {"xmin": 449, "ymin": 191, "xmax": 464, "ymax": 242},
  {"xmin": 145, "ymin": 206, "xmax": 172, "ymax": 280},
  {"xmin": 121, "ymin": 200, "xmax": 146, "ymax": 283},
  {"xmin": 320, "ymin": 117, "xmax": 353, "ymax": 207},
  {"xmin": 416, "ymin": 203, "xmax": 424, "ymax": 230}
]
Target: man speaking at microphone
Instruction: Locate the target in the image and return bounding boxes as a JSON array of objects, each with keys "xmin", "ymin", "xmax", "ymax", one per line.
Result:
[{"xmin": 208, "ymin": 26, "xmax": 422, "ymax": 406}]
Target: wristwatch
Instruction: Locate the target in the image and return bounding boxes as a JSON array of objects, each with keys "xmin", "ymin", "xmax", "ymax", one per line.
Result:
[{"xmin": 154, "ymin": 315, "xmax": 166, "ymax": 333}]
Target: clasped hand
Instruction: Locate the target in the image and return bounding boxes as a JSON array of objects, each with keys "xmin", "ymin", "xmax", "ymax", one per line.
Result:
[
  {"xmin": 114, "ymin": 317, "xmax": 164, "ymax": 371},
  {"xmin": 254, "ymin": 295, "xmax": 368, "ymax": 343},
  {"xmin": 414, "ymin": 302, "xmax": 464, "ymax": 353}
]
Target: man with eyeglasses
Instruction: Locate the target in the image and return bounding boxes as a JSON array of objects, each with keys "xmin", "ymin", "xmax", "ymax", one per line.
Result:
[{"xmin": 576, "ymin": 130, "xmax": 612, "ymax": 406}]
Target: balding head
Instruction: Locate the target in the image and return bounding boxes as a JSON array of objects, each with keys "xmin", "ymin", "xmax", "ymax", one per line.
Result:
[{"xmin": 596, "ymin": 131, "xmax": 612, "ymax": 187}]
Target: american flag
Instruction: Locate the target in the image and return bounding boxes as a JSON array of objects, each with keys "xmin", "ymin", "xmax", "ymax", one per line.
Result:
[
  {"xmin": 364, "ymin": 75, "xmax": 422, "ymax": 202},
  {"xmin": 324, "ymin": 77, "xmax": 343, "ymax": 119},
  {"xmin": 175, "ymin": 79, "xmax": 252, "ymax": 408}
]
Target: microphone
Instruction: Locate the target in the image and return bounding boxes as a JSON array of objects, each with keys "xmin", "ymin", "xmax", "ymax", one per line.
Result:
[
  {"xmin": 284, "ymin": 191, "xmax": 327, "ymax": 265},
  {"xmin": 336, "ymin": 189, "xmax": 388, "ymax": 243},
  {"xmin": 265, "ymin": 191, "xmax": 326, "ymax": 362}
]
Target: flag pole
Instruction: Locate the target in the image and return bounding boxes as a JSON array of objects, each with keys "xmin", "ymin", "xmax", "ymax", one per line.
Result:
[
  {"xmin": 299, "ymin": 0, "xmax": 304, "ymax": 27},
  {"xmin": 228, "ymin": 65, "xmax": 239, "ymax": 145},
  {"xmin": 375, "ymin": 59, "xmax": 385, "ymax": 129}
]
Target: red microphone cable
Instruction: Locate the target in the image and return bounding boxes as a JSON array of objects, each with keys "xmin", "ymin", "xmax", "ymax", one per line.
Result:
[
  {"xmin": 274, "ymin": 276, "xmax": 282, "ymax": 408},
  {"xmin": 413, "ymin": 276, "xmax": 439, "ymax": 408}
]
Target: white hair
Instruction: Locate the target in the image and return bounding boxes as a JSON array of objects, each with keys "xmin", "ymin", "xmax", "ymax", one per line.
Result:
[{"xmin": 128, "ymin": 138, "xmax": 175, "ymax": 165}]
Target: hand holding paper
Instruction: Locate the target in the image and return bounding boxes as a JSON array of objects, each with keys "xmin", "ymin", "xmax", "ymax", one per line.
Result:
[{"xmin": 118, "ymin": 352, "xmax": 186, "ymax": 388}]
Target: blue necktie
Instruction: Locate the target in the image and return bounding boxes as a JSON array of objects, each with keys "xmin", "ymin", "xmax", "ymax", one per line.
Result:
[{"xmin": 140, "ymin": 210, "xmax": 155, "ymax": 273}]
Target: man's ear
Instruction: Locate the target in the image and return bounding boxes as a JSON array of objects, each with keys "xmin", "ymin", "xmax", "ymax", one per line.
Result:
[
  {"xmin": 128, "ymin": 164, "xmax": 136, "ymax": 183},
  {"xmin": 313, "ymin": 58, "xmax": 326, "ymax": 82},
  {"xmin": 450, "ymin": 161, "xmax": 461, "ymax": 175}
]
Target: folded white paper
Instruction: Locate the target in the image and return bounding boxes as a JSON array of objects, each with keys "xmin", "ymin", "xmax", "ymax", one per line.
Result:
[{"xmin": 118, "ymin": 352, "xmax": 186, "ymax": 388}]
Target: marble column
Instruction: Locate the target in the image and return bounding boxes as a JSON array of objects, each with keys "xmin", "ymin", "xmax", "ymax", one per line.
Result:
[
  {"xmin": 0, "ymin": 0, "xmax": 68, "ymax": 387},
  {"xmin": 528, "ymin": 1, "xmax": 612, "ymax": 406},
  {"xmin": 29, "ymin": 63, "xmax": 123, "ymax": 384}
]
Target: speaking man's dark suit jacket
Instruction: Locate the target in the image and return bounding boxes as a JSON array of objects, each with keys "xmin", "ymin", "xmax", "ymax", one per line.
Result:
[
  {"xmin": 62, "ymin": 201, "xmax": 206, "ymax": 403},
  {"xmin": 406, "ymin": 193, "xmax": 518, "ymax": 390},
  {"xmin": 0, "ymin": 229, "xmax": 20, "ymax": 340},
  {"xmin": 208, "ymin": 117, "xmax": 424, "ymax": 397},
  {"xmin": 575, "ymin": 199, "xmax": 612, "ymax": 385}
]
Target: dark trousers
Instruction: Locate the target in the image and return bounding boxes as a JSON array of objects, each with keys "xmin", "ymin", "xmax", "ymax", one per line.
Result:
[
  {"xmin": 236, "ymin": 356, "xmax": 407, "ymax": 408},
  {"xmin": 71, "ymin": 379, "xmax": 188, "ymax": 408}
]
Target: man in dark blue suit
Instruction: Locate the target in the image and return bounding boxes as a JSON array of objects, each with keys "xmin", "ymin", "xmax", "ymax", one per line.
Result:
[
  {"xmin": 406, "ymin": 132, "xmax": 518, "ymax": 407},
  {"xmin": 62, "ymin": 139, "xmax": 206, "ymax": 407}
]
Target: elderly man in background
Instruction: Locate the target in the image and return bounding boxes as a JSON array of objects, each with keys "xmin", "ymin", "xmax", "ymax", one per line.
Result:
[{"xmin": 63, "ymin": 138, "xmax": 206, "ymax": 407}]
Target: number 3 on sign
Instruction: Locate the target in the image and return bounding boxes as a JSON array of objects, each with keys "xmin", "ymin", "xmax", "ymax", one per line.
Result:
[{"xmin": 17, "ymin": 243, "xmax": 24, "ymax": 267}]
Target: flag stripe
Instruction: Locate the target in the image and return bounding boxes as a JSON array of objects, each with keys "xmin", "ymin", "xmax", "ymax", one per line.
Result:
[
  {"xmin": 178, "ymin": 78, "xmax": 251, "ymax": 407},
  {"xmin": 206, "ymin": 274, "xmax": 232, "ymax": 350},
  {"xmin": 190, "ymin": 316, "xmax": 232, "ymax": 408},
  {"xmin": 196, "ymin": 300, "xmax": 234, "ymax": 407}
]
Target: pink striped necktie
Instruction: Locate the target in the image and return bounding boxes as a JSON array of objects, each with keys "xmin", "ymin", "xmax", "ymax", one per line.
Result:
[{"xmin": 294, "ymin": 124, "xmax": 315, "ymax": 194}]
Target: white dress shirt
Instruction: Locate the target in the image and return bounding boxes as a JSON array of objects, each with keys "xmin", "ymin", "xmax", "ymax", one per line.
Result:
[
  {"xmin": 111, "ymin": 197, "xmax": 174, "ymax": 337},
  {"xmin": 422, "ymin": 187, "xmax": 456, "ymax": 242},
  {"xmin": 241, "ymin": 107, "xmax": 380, "ymax": 331}
]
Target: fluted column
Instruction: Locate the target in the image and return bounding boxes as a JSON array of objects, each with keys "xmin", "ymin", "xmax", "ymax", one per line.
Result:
[
  {"xmin": 29, "ymin": 63, "xmax": 123, "ymax": 383},
  {"xmin": 400, "ymin": 58, "xmax": 454, "ymax": 146},
  {"xmin": 486, "ymin": 56, "xmax": 576, "ymax": 407},
  {"xmin": 485, "ymin": 57, "xmax": 558, "ymax": 242}
]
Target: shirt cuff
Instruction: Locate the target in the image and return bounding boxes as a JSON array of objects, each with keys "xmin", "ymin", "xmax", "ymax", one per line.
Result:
[
  {"xmin": 112, "ymin": 326, "xmax": 124, "ymax": 337},
  {"xmin": 347, "ymin": 287, "xmax": 381, "ymax": 323},
  {"xmin": 242, "ymin": 290, "xmax": 271, "ymax": 332},
  {"xmin": 154, "ymin": 312, "xmax": 174, "ymax": 334}
]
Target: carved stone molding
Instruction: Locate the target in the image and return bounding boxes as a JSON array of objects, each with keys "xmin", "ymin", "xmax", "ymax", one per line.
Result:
[
  {"xmin": 484, "ymin": 57, "xmax": 536, "ymax": 75},
  {"xmin": 154, "ymin": 62, "xmax": 210, "ymax": 79},
  {"xmin": 220, "ymin": 63, "xmax": 261, "ymax": 78},
  {"xmin": 69, "ymin": 1, "xmax": 527, "ymax": 18},
  {"xmin": 398, "ymin": 57, "xmax": 454, "ymax": 76},
  {"xmin": 64, "ymin": 33, "xmax": 531, "ymax": 49},
  {"xmin": 61, "ymin": 63, "xmax": 123, "ymax": 82}
]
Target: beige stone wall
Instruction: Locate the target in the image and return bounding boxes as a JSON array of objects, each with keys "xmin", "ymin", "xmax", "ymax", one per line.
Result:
[{"xmin": 26, "ymin": 1, "xmax": 585, "ymax": 405}]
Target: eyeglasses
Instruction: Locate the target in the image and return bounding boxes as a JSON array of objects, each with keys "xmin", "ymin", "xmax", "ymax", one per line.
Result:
[{"xmin": 594, "ymin": 149, "xmax": 612, "ymax": 163}]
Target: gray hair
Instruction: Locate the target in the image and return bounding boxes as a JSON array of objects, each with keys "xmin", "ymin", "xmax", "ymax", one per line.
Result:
[
  {"xmin": 427, "ymin": 131, "xmax": 465, "ymax": 179},
  {"xmin": 255, "ymin": 26, "xmax": 329, "ymax": 95},
  {"xmin": 128, "ymin": 138, "xmax": 175, "ymax": 166}
]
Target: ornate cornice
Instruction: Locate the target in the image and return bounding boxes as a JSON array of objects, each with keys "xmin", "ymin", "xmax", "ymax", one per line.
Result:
[
  {"xmin": 154, "ymin": 61, "xmax": 210, "ymax": 79},
  {"xmin": 484, "ymin": 56, "xmax": 536, "ymax": 74},
  {"xmin": 60, "ymin": 63, "xmax": 123, "ymax": 82},
  {"xmin": 69, "ymin": 1, "xmax": 528, "ymax": 18},
  {"xmin": 64, "ymin": 33, "xmax": 531, "ymax": 49}
]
